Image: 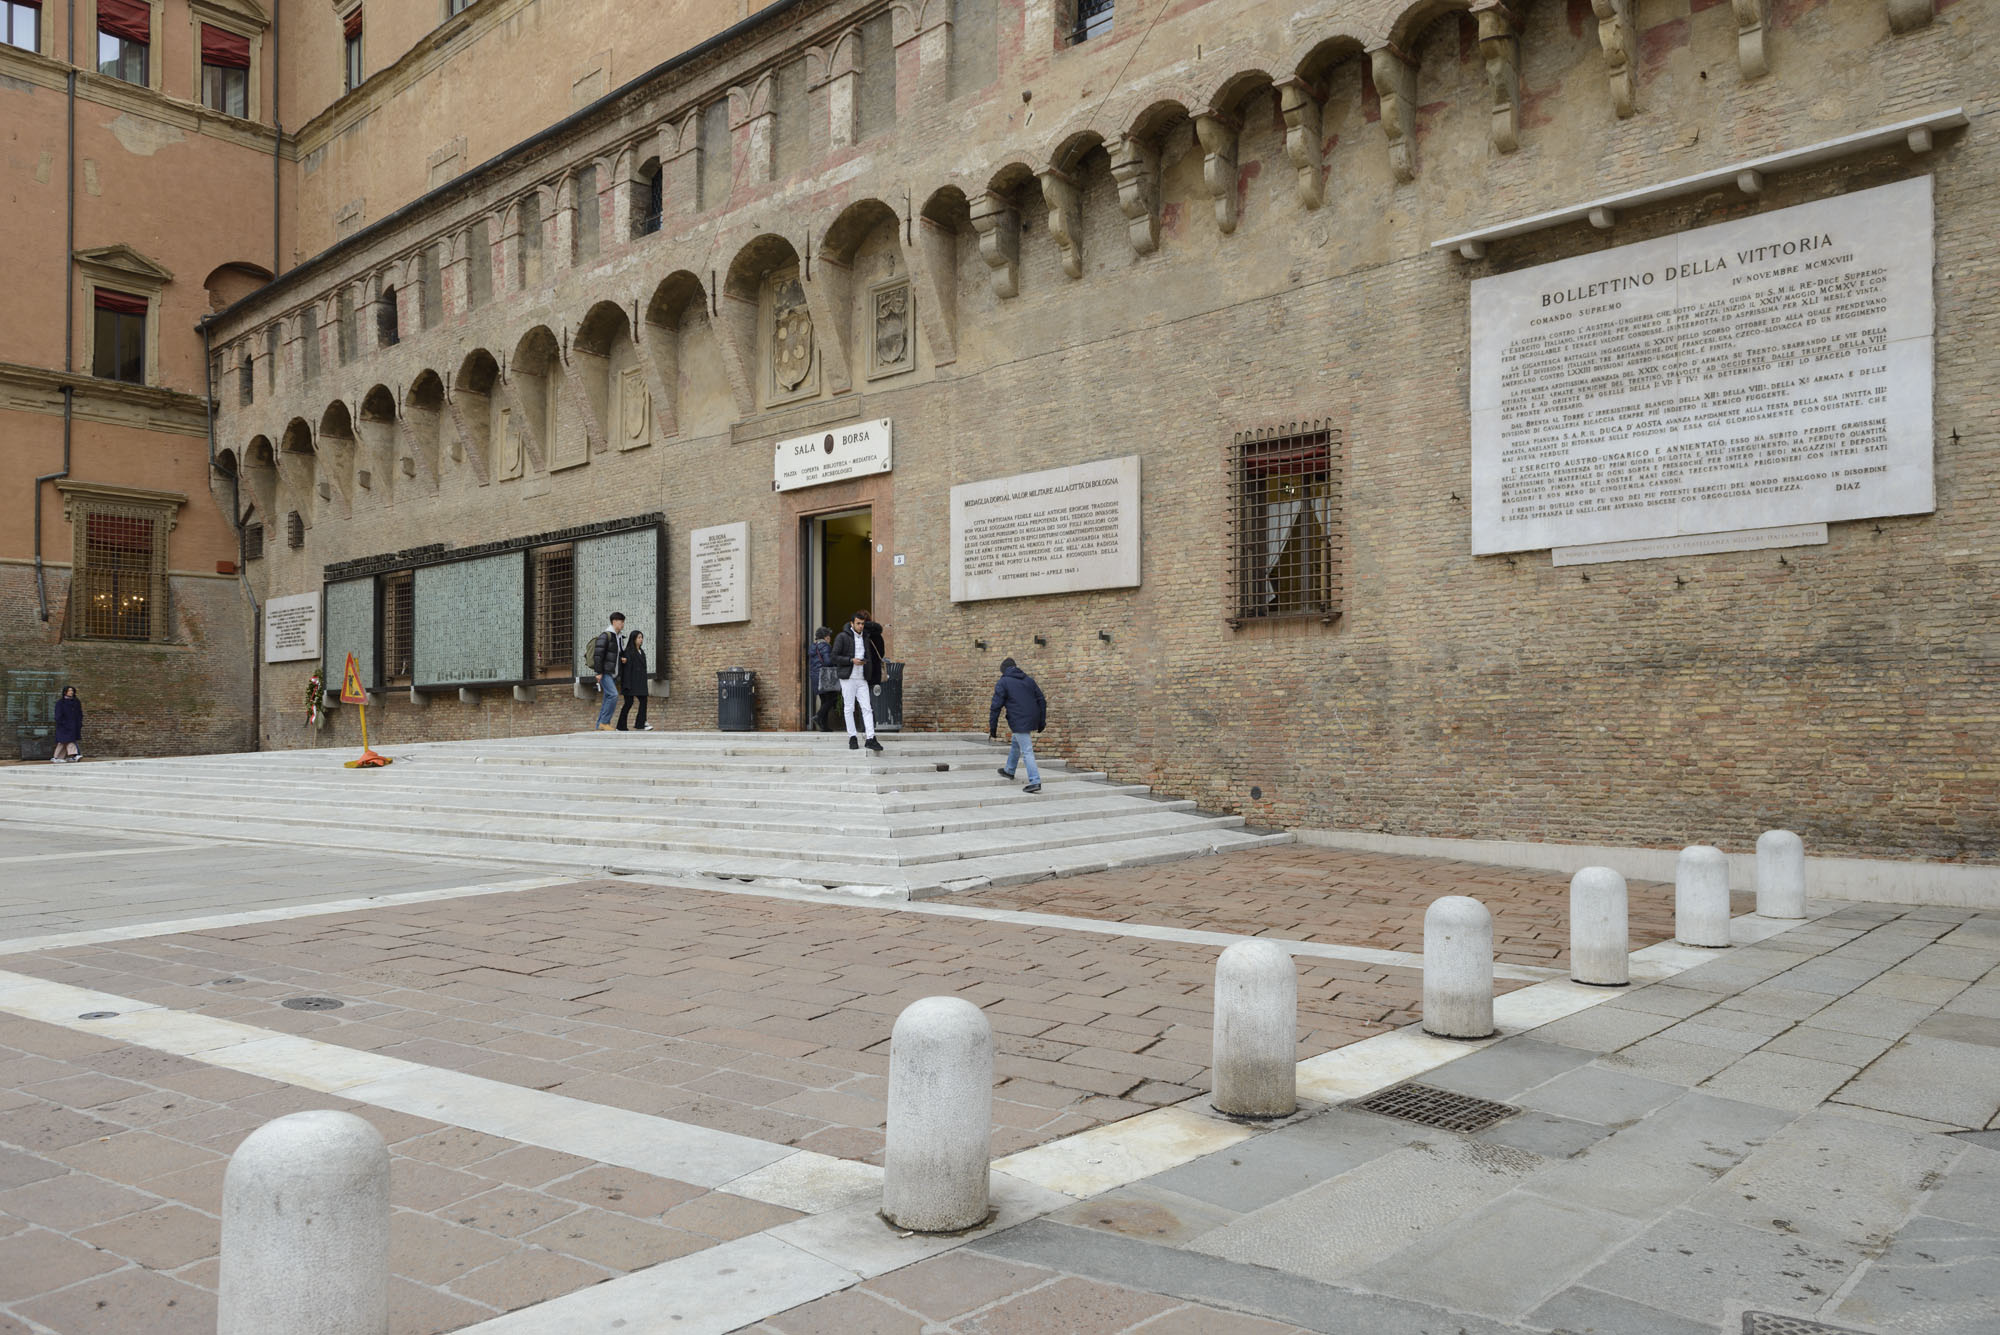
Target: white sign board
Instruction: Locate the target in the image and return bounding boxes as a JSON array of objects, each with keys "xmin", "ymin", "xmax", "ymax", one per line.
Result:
[
  {"xmin": 774, "ymin": 418, "xmax": 891, "ymax": 492},
  {"xmin": 264, "ymin": 591, "xmax": 321, "ymax": 662},
  {"xmin": 1470, "ymin": 176, "xmax": 1935, "ymax": 556},
  {"xmin": 689, "ymin": 522, "xmax": 749, "ymax": 625},
  {"xmin": 950, "ymin": 455, "xmax": 1141, "ymax": 602}
]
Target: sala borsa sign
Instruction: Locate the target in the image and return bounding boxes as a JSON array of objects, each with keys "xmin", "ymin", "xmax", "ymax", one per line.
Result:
[{"xmin": 773, "ymin": 418, "xmax": 892, "ymax": 492}]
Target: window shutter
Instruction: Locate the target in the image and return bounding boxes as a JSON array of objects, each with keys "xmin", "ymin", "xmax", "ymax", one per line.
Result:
[
  {"xmin": 342, "ymin": 7, "xmax": 363, "ymax": 40},
  {"xmin": 97, "ymin": 0, "xmax": 150, "ymax": 43},
  {"xmin": 94, "ymin": 289, "xmax": 149, "ymax": 317},
  {"xmin": 201, "ymin": 25, "xmax": 251, "ymax": 69}
]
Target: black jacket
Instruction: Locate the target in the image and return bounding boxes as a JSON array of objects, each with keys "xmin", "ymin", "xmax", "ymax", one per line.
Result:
[
  {"xmin": 619, "ymin": 645, "xmax": 649, "ymax": 697},
  {"xmin": 989, "ymin": 665, "xmax": 1046, "ymax": 735},
  {"xmin": 53, "ymin": 696, "xmax": 82, "ymax": 744},
  {"xmin": 589, "ymin": 628, "xmax": 622, "ymax": 676},
  {"xmin": 830, "ymin": 623, "xmax": 884, "ymax": 686}
]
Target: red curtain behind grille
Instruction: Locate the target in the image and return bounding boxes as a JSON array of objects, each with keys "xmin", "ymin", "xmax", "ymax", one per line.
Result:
[
  {"xmin": 94, "ymin": 289, "xmax": 149, "ymax": 316},
  {"xmin": 97, "ymin": 0, "xmax": 150, "ymax": 43},
  {"xmin": 201, "ymin": 24, "xmax": 250, "ymax": 68},
  {"xmin": 342, "ymin": 7, "xmax": 363, "ymax": 40}
]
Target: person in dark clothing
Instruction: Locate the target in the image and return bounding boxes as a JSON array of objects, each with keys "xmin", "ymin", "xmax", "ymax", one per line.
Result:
[
  {"xmin": 51, "ymin": 686, "xmax": 82, "ymax": 763},
  {"xmin": 616, "ymin": 630, "xmax": 652, "ymax": 731},
  {"xmin": 806, "ymin": 627, "xmax": 839, "ymax": 732},
  {"xmin": 589, "ymin": 612, "xmax": 626, "ymax": 731},
  {"xmin": 988, "ymin": 658, "xmax": 1047, "ymax": 793},
  {"xmin": 830, "ymin": 610, "xmax": 885, "ymax": 752}
]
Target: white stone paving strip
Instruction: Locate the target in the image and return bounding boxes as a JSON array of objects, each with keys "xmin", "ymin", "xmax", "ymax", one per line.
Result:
[{"xmin": 0, "ymin": 841, "xmax": 205, "ymax": 866}]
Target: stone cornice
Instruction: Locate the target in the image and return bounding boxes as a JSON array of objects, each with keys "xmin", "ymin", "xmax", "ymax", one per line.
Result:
[
  {"xmin": 0, "ymin": 362, "xmax": 211, "ymax": 438},
  {"xmin": 0, "ymin": 44, "xmax": 296, "ymax": 159}
]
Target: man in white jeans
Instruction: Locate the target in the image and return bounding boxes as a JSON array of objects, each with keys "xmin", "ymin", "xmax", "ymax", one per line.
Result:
[{"xmin": 831, "ymin": 610, "xmax": 885, "ymax": 753}]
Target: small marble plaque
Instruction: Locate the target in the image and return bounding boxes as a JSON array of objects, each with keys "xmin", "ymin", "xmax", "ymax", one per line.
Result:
[
  {"xmin": 690, "ymin": 522, "xmax": 749, "ymax": 625},
  {"xmin": 264, "ymin": 591, "xmax": 321, "ymax": 663}
]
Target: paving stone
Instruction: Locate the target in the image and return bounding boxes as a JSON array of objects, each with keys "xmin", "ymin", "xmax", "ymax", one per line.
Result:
[
  {"xmin": 1599, "ymin": 986, "xmax": 1719, "ymax": 1020},
  {"xmin": 53, "ymin": 1129, "xmax": 220, "ymax": 1184},
  {"xmin": 1651, "ymin": 1020, "xmax": 1772, "ymax": 1055},
  {"xmin": 1832, "ymin": 1034, "xmax": 2000, "ymax": 1130},
  {"xmin": 1128, "ymin": 1307, "xmax": 1309, "ymax": 1334},
  {"xmin": 954, "ymin": 1275, "xmax": 1183, "ymax": 1333},
  {"xmin": 448, "ymin": 1185, "xmax": 581, "ymax": 1239},
  {"xmin": 1832, "ymin": 1215, "xmax": 2000, "ymax": 1335},
  {"xmin": 1524, "ymin": 1092, "xmax": 1797, "ymax": 1220},
  {"xmin": 1576, "ymin": 1209, "xmax": 1866, "ymax": 1326},
  {"xmin": 765, "ymin": 1286, "xmax": 929, "ymax": 1334},
  {"xmin": 660, "ymin": 1190, "xmax": 805, "ymax": 1241},
  {"xmin": 1523, "ymin": 1285, "xmax": 1715, "ymax": 1335},
  {"xmin": 1717, "ymin": 987, "xmax": 1838, "ymax": 1022},
  {"xmin": 861, "ymin": 1251, "xmax": 1059, "ymax": 1321},
  {"xmin": 1911, "ymin": 1011, "xmax": 2000, "ymax": 1048},
  {"xmin": 1944, "ymin": 987, "xmax": 2000, "ymax": 1020},
  {"xmin": 1697, "ymin": 1051, "xmax": 1861, "ymax": 1112},
  {"xmin": 74, "ymin": 1203, "xmax": 218, "ymax": 1271},
  {"xmin": 388, "ymin": 1209, "xmax": 518, "ymax": 1284},
  {"xmin": 1595, "ymin": 1035, "xmax": 1741, "ymax": 1086},
  {"xmin": 1901, "ymin": 945, "xmax": 1997, "ymax": 981},
  {"xmin": 543, "ymin": 1163, "xmax": 707, "ymax": 1218},
  {"xmin": 1857, "ymin": 972, "xmax": 1972, "ymax": 1006},
  {"xmin": 446, "ymin": 1245, "xmax": 612, "ymax": 1312},
  {"xmin": 1921, "ymin": 1146, "xmax": 2000, "ymax": 1231},
  {"xmin": 1759, "ymin": 1024, "xmax": 1899, "ymax": 1067},
  {"xmin": 1475, "ymin": 1109, "xmax": 1613, "ymax": 1161},
  {"xmin": 385, "ymin": 1275, "xmax": 501, "ymax": 1335},
  {"xmin": 1144, "ymin": 1106, "xmax": 1412, "ymax": 1212},
  {"xmin": 1048, "ymin": 1183, "xmax": 1239, "ymax": 1246},
  {"xmin": 0, "ymin": 1171, "xmax": 155, "ymax": 1231},
  {"xmin": 11, "ymin": 1264, "xmax": 217, "ymax": 1335},
  {"xmin": 523, "ymin": 1206, "xmax": 713, "ymax": 1269},
  {"xmin": 1514, "ymin": 1065, "xmax": 1685, "ymax": 1128},
  {"xmin": 0, "ymin": 1146, "xmax": 67, "ymax": 1191},
  {"xmin": 1419, "ymin": 1037, "xmax": 1595, "ymax": 1102},
  {"xmin": 0, "ymin": 1101, "xmax": 122, "ymax": 1151},
  {"xmin": 1526, "ymin": 1006, "xmax": 1679, "ymax": 1053},
  {"xmin": 1806, "ymin": 993, "xmax": 1938, "ymax": 1040},
  {"xmin": 0, "ymin": 1227, "xmax": 125, "ymax": 1301}
]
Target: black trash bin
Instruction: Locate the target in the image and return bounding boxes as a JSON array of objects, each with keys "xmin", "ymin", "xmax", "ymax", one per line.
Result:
[
  {"xmin": 873, "ymin": 661, "xmax": 904, "ymax": 733},
  {"xmin": 717, "ymin": 668, "xmax": 756, "ymax": 731}
]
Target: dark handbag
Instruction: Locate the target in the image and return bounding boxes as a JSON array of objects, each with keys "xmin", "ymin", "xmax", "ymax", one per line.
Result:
[{"xmin": 816, "ymin": 665, "xmax": 839, "ymax": 693}]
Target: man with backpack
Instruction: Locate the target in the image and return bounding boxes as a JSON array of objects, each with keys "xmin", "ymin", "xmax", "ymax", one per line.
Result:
[
  {"xmin": 589, "ymin": 612, "xmax": 626, "ymax": 731},
  {"xmin": 988, "ymin": 657, "xmax": 1047, "ymax": 793}
]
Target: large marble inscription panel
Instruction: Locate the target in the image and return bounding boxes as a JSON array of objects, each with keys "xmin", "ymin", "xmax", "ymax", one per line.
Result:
[
  {"xmin": 414, "ymin": 554, "xmax": 524, "ymax": 686},
  {"xmin": 950, "ymin": 455, "xmax": 1141, "ymax": 602},
  {"xmin": 1470, "ymin": 177, "xmax": 1934, "ymax": 556}
]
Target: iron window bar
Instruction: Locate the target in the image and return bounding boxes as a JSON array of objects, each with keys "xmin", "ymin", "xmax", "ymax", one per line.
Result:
[{"xmin": 1227, "ymin": 419, "xmax": 1343, "ymax": 627}]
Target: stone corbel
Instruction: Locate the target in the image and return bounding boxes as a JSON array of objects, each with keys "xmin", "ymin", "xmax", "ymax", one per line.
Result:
[
  {"xmin": 1037, "ymin": 168, "xmax": 1083, "ymax": 279},
  {"xmin": 1886, "ymin": 0, "xmax": 1932, "ymax": 33},
  {"xmin": 1368, "ymin": 45, "xmax": 1418, "ymax": 183},
  {"xmin": 1108, "ymin": 136, "xmax": 1161, "ymax": 256},
  {"xmin": 1731, "ymin": 0, "xmax": 1770, "ymax": 80},
  {"xmin": 1474, "ymin": 2, "xmax": 1522, "ymax": 154},
  {"xmin": 968, "ymin": 193, "xmax": 1020, "ymax": 298},
  {"xmin": 1193, "ymin": 113, "xmax": 1240, "ymax": 233},
  {"xmin": 1275, "ymin": 78, "xmax": 1325, "ymax": 209},
  {"xmin": 1592, "ymin": 0, "xmax": 1637, "ymax": 119}
]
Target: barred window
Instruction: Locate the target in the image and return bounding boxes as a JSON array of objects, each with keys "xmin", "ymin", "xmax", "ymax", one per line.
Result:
[
  {"xmin": 381, "ymin": 571, "xmax": 415, "ymax": 684},
  {"xmin": 244, "ymin": 522, "xmax": 265, "ymax": 561},
  {"xmin": 1228, "ymin": 422, "xmax": 1342, "ymax": 624},
  {"xmin": 287, "ymin": 510, "xmax": 304, "ymax": 548},
  {"xmin": 72, "ymin": 508, "xmax": 167, "ymax": 641},
  {"xmin": 1070, "ymin": 0, "xmax": 1113, "ymax": 45},
  {"xmin": 532, "ymin": 544, "xmax": 575, "ymax": 676}
]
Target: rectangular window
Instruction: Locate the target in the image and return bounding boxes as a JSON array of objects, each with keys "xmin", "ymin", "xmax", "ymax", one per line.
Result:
[
  {"xmin": 342, "ymin": 8, "xmax": 363, "ymax": 92},
  {"xmin": 1072, "ymin": 0, "xmax": 1113, "ymax": 45},
  {"xmin": 697, "ymin": 99, "xmax": 729, "ymax": 210},
  {"xmin": 74, "ymin": 509, "xmax": 163, "ymax": 641},
  {"xmin": 200, "ymin": 25, "xmax": 251, "ymax": 118},
  {"xmin": 381, "ymin": 571, "xmax": 415, "ymax": 684},
  {"xmin": 532, "ymin": 545, "xmax": 575, "ymax": 677},
  {"xmin": 630, "ymin": 161, "xmax": 661, "ymax": 238},
  {"xmin": 857, "ymin": 11, "xmax": 896, "ymax": 139},
  {"xmin": 244, "ymin": 521, "xmax": 264, "ymax": 562},
  {"xmin": 96, "ymin": 0, "xmax": 149, "ymax": 83},
  {"xmin": 1229, "ymin": 423, "xmax": 1342, "ymax": 623},
  {"xmin": 287, "ymin": 510, "xmax": 304, "ymax": 548},
  {"xmin": 91, "ymin": 290, "xmax": 147, "ymax": 383},
  {"xmin": 3, "ymin": 1, "xmax": 40, "ymax": 53},
  {"xmin": 446, "ymin": 0, "xmax": 475, "ymax": 15}
]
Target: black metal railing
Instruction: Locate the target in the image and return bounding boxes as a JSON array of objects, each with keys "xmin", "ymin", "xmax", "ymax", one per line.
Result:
[{"xmin": 1072, "ymin": 0, "xmax": 1114, "ymax": 44}]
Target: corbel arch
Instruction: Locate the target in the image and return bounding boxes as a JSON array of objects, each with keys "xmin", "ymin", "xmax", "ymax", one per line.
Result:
[
  {"xmin": 820, "ymin": 197, "xmax": 907, "ymax": 386},
  {"xmin": 506, "ymin": 325, "xmax": 566, "ymax": 471},
  {"xmin": 723, "ymin": 233, "xmax": 815, "ymax": 408},
  {"xmin": 969, "ymin": 161, "xmax": 1039, "ymax": 299},
  {"xmin": 402, "ymin": 370, "xmax": 445, "ymax": 492},
  {"xmin": 451, "ymin": 348, "xmax": 501, "ymax": 483},
  {"xmin": 315, "ymin": 399, "xmax": 358, "ymax": 513},
  {"xmin": 641, "ymin": 268, "xmax": 737, "ymax": 430},
  {"xmin": 356, "ymin": 384, "xmax": 400, "ymax": 502},
  {"xmin": 573, "ymin": 299, "xmax": 641, "ymax": 455}
]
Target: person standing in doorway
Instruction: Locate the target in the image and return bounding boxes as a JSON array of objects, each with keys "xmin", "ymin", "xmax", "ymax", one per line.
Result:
[
  {"xmin": 831, "ymin": 610, "xmax": 884, "ymax": 752},
  {"xmin": 51, "ymin": 686, "xmax": 82, "ymax": 763},
  {"xmin": 589, "ymin": 612, "xmax": 626, "ymax": 731},
  {"xmin": 807, "ymin": 627, "xmax": 840, "ymax": 732},
  {"xmin": 989, "ymin": 658, "xmax": 1047, "ymax": 793},
  {"xmin": 617, "ymin": 630, "xmax": 653, "ymax": 731}
]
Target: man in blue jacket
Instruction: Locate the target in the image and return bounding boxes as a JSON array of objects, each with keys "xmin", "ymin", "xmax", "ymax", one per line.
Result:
[{"xmin": 988, "ymin": 658, "xmax": 1048, "ymax": 794}]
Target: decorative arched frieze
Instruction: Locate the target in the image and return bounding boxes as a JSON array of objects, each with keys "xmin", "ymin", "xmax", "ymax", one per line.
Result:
[
  {"xmin": 970, "ymin": 162, "xmax": 1033, "ymax": 299},
  {"xmin": 820, "ymin": 197, "xmax": 905, "ymax": 390},
  {"xmin": 450, "ymin": 349, "xmax": 500, "ymax": 484},
  {"xmin": 402, "ymin": 371, "xmax": 446, "ymax": 491},
  {"xmin": 912, "ymin": 186, "xmax": 964, "ymax": 365},
  {"xmin": 356, "ymin": 384, "xmax": 400, "ymax": 504},
  {"xmin": 573, "ymin": 300, "xmax": 642, "ymax": 455},
  {"xmin": 315, "ymin": 400, "xmax": 357, "ymax": 515}
]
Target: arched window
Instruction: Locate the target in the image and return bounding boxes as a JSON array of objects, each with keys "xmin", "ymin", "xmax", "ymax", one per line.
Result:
[
  {"xmin": 377, "ymin": 285, "xmax": 399, "ymax": 347},
  {"xmin": 632, "ymin": 159, "xmax": 663, "ymax": 237}
]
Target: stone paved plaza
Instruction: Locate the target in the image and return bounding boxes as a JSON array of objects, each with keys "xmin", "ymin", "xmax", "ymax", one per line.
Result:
[{"xmin": 0, "ymin": 769, "xmax": 1995, "ymax": 1334}]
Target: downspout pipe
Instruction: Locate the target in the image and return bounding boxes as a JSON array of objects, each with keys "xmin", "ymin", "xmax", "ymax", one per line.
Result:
[
  {"xmin": 205, "ymin": 314, "xmax": 264, "ymax": 747},
  {"xmin": 34, "ymin": 0, "xmax": 79, "ymax": 622}
]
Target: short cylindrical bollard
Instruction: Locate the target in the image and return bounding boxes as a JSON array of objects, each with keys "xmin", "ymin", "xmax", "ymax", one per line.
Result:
[
  {"xmin": 1212, "ymin": 940, "xmax": 1298, "ymax": 1118},
  {"xmin": 1569, "ymin": 866, "xmax": 1630, "ymax": 987},
  {"xmin": 1423, "ymin": 895, "xmax": 1496, "ymax": 1040},
  {"xmin": 218, "ymin": 1110, "xmax": 390, "ymax": 1335},
  {"xmin": 882, "ymin": 995, "xmax": 993, "ymax": 1233},
  {"xmin": 1675, "ymin": 845, "xmax": 1733, "ymax": 947},
  {"xmin": 1756, "ymin": 829, "xmax": 1807, "ymax": 919}
]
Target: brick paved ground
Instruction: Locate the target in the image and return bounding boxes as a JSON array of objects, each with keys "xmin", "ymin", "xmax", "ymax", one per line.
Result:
[
  {"xmin": 0, "ymin": 1011, "xmax": 799, "ymax": 1335},
  {"xmin": 2, "ymin": 879, "xmax": 1517, "ymax": 1166},
  {"xmin": 730, "ymin": 1249, "xmax": 1310, "ymax": 1335},
  {"xmin": 958, "ymin": 844, "xmax": 1743, "ymax": 969}
]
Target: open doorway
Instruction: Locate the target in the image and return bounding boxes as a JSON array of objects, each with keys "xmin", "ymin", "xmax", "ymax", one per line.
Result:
[{"xmin": 804, "ymin": 507, "xmax": 872, "ymax": 725}]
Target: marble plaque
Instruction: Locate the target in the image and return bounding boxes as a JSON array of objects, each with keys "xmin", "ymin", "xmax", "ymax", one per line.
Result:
[
  {"xmin": 773, "ymin": 418, "xmax": 891, "ymax": 492},
  {"xmin": 950, "ymin": 455, "xmax": 1141, "ymax": 603},
  {"xmin": 264, "ymin": 591, "xmax": 321, "ymax": 663},
  {"xmin": 413, "ymin": 553, "xmax": 524, "ymax": 686},
  {"xmin": 690, "ymin": 522, "xmax": 749, "ymax": 625},
  {"xmin": 1470, "ymin": 177, "xmax": 1935, "ymax": 556},
  {"xmin": 1552, "ymin": 523, "xmax": 1827, "ymax": 567}
]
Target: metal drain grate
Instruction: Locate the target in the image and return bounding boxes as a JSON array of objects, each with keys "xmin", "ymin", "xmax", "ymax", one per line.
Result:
[
  {"xmin": 1742, "ymin": 1314, "xmax": 1877, "ymax": 1335},
  {"xmin": 281, "ymin": 996, "xmax": 344, "ymax": 1011},
  {"xmin": 1349, "ymin": 1082, "xmax": 1518, "ymax": 1133}
]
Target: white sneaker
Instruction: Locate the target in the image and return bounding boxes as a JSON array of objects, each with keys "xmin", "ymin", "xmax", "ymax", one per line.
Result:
[{"xmin": 640, "ymin": 724, "xmax": 654, "ymax": 731}]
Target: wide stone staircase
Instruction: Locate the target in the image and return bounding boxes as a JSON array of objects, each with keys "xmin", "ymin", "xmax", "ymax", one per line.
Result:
[{"xmin": 0, "ymin": 732, "xmax": 1286, "ymax": 898}]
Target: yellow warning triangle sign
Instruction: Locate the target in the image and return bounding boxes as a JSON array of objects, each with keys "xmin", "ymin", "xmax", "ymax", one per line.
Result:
[{"xmin": 339, "ymin": 651, "xmax": 366, "ymax": 704}]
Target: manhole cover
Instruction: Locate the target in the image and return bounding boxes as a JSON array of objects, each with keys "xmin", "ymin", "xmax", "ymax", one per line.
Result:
[
  {"xmin": 281, "ymin": 996, "xmax": 345, "ymax": 1011},
  {"xmin": 1742, "ymin": 1315, "xmax": 1877, "ymax": 1335},
  {"xmin": 1349, "ymin": 1082, "xmax": 1518, "ymax": 1133},
  {"xmin": 77, "ymin": 1011, "xmax": 119, "ymax": 1020}
]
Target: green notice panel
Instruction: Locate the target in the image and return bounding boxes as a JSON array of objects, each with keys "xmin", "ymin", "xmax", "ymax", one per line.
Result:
[
  {"xmin": 322, "ymin": 578, "xmax": 375, "ymax": 687},
  {"xmin": 414, "ymin": 552, "xmax": 524, "ymax": 687}
]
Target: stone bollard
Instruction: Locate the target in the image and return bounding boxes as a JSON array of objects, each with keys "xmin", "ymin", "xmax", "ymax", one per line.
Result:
[
  {"xmin": 1212, "ymin": 939, "xmax": 1298, "ymax": 1118},
  {"xmin": 218, "ymin": 1110, "xmax": 390, "ymax": 1335},
  {"xmin": 1756, "ymin": 829, "xmax": 1807, "ymax": 919},
  {"xmin": 1569, "ymin": 866, "xmax": 1630, "ymax": 987},
  {"xmin": 1423, "ymin": 895, "xmax": 1496, "ymax": 1040},
  {"xmin": 1675, "ymin": 845, "xmax": 1733, "ymax": 947},
  {"xmin": 882, "ymin": 995, "xmax": 993, "ymax": 1233}
]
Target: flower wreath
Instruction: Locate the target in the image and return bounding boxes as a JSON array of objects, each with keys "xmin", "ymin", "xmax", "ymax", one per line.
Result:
[{"xmin": 304, "ymin": 669, "xmax": 326, "ymax": 728}]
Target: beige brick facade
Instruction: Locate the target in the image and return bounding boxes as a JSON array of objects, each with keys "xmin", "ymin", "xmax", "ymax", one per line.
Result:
[{"xmin": 208, "ymin": 0, "xmax": 1996, "ymax": 865}]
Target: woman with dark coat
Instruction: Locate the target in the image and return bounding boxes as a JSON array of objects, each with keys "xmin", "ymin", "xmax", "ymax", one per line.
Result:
[
  {"xmin": 51, "ymin": 686, "xmax": 82, "ymax": 762},
  {"xmin": 807, "ymin": 627, "xmax": 839, "ymax": 732},
  {"xmin": 616, "ymin": 631, "xmax": 653, "ymax": 731}
]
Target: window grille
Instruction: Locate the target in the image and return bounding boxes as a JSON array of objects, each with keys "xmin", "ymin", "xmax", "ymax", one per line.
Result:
[
  {"xmin": 1228, "ymin": 420, "xmax": 1342, "ymax": 625},
  {"xmin": 377, "ymin": 287, "xmax": 399, "ymax": 346},
  {"xmin": 532, "ymin": 545, "xmax": 575, "ymax": 677},
  {"xmin": 238, "ymin": 357, "xmax": 255, "ymax": 405},
  {"xmin": 287, "ymin": 510, "xmax": 304, "ymax": 548},
  {"xmin": 72, "ymin": 508, "xmax": 166, "ymax": 641},
  {"xmin": 381, "ymin": 572, "xmax": 415, "ymax": 683},
  {"xmin": 1072, "ymin": 0, "xmax": 1113, "ymax": 44},
  {"xmin": 632, "ymin": 163, "xmax": 662, "ymax": 238},
  {"xmin": 244, "ymin": 522, "xmax": 264, "ymax": 561}
]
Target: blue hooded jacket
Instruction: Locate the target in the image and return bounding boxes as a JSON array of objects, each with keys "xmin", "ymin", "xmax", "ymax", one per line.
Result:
[{"xmin": 988, "ymin": 661, "xmax": 1046, "ymax": 735}]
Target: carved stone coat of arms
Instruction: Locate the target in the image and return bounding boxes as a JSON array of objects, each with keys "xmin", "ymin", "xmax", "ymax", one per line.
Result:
[{"xmin": 772, "ymin": 277, "xmax": 813, "ymax": 394}]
